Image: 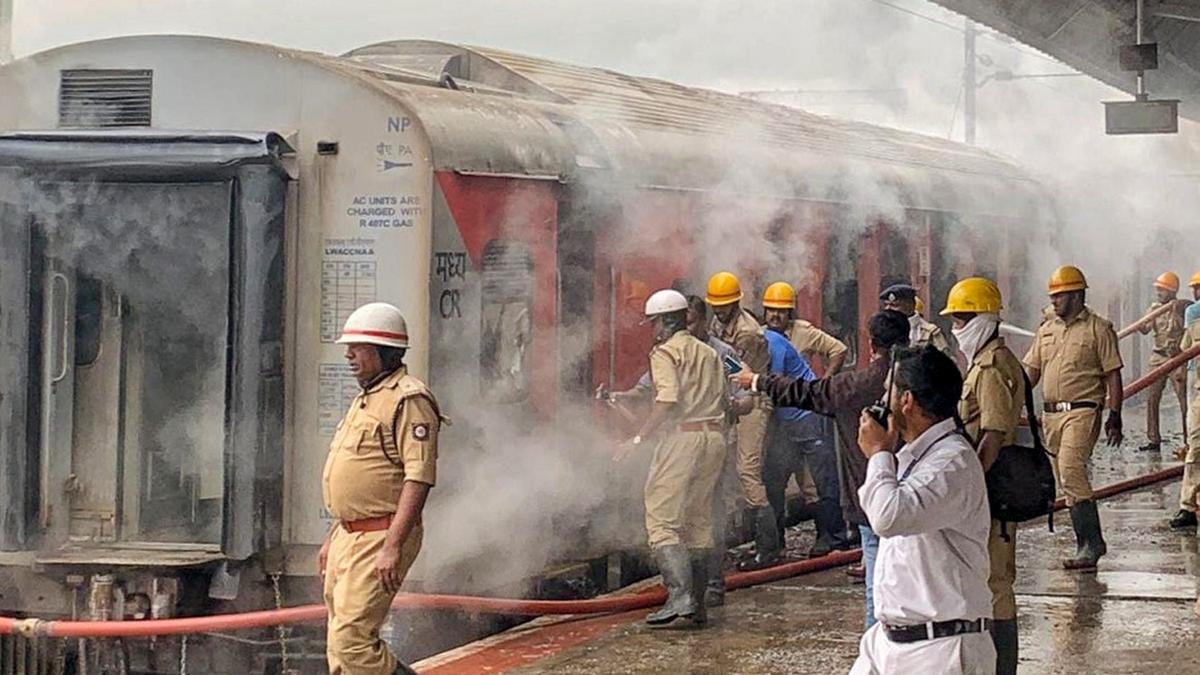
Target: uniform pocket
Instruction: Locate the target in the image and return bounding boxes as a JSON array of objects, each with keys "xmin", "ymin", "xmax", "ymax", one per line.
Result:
[{"xmin": 352, "ymin": 421, "xmax": 382, "ymax": 455}]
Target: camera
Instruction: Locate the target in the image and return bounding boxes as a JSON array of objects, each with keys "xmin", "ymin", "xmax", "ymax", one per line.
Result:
[{"xmin": 865, "ymin": 401, "xmax": 891, "ymax": 426}]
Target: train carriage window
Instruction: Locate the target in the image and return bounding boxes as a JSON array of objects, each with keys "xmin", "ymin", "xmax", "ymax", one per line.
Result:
[
  {"xmin": 74, "ymin": 275, "xmax": 104, "ymax": 366},
  {"xmin": 480, "ymin": 239, "xmax": 533, "ymax": 403}
]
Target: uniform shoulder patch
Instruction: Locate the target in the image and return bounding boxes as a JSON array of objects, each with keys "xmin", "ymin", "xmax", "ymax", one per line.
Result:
[{"xmin": 412, "ymin": 423, "xmax": 431, "ymax": 441}]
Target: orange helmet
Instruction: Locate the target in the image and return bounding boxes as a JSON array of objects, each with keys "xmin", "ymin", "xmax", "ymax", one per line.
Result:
[
  {"xmin": 1048, "ymin": 266, "xmax": 1087, "ymax": 295},
  {"xmin": 762, "ymin": 282, "xmax": 797, "ymax": 310},
  {"xmin": 1154, "ymin": 271, "xmax": 1180, "ymax": 293},
  {"xmin": 706, "ymin": 272, "xmax": 743, "ymax": 306}
]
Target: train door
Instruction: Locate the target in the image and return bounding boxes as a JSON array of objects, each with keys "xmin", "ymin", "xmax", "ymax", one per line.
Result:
[{"xmin": 31, "ymin": 181, "xmax": 234, "ymax": 547}]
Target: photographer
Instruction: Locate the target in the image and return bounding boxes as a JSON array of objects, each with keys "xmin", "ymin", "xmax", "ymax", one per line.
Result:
[{"xmin": 851, "ymin": 346, "xmax": 994, "ymax": 675}]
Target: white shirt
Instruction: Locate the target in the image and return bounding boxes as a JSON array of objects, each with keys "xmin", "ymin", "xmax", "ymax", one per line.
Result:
[{"xmin": 858, "ymin": 418, "xmax": 993, "ymax": 626}]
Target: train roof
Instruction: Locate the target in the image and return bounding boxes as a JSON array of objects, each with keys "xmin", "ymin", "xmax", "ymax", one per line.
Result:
[{"xmin": 7, "ymin": 36, "xmax": 1044, "ymax": 216}]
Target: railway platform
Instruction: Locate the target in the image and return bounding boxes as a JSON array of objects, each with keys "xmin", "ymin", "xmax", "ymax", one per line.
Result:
[{"xmin": 416, "ymin": 436, "xmax": 1200, "ymax": 675}]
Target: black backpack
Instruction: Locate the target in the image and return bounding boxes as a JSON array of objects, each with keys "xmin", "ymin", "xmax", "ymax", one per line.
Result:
[{"xmin": 983, "ymin": 369, "xmax": 1057, "ymax": 539}]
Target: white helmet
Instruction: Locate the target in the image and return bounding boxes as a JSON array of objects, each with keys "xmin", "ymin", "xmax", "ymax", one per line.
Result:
[
  {"xmin": 336, "ymin": 302, "xmax": 410, "ymax": 348},
  {"xmin": 644, "ymin": 289, "xmax": 688, "ymax": 317}
]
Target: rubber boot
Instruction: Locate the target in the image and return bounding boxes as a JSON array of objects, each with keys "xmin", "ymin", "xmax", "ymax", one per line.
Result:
[
  {"xmin": 1169, "ymin": 509, "xmax": 1198, "ymax": 530},
  {"xmin": 646, "ymin": 545, "xmax": 696, "ymax": 625},
  {"xmin": 738, "ymin": 506, "xmax": 782, "ymax": 571},
  {"xmin": 809, "ymin": 499, "xmax": 846, "ymax": 557},
  {"xmin": 1062, "ymin": 501, "xmax": 1106, "ymax": 571},
  {"xmin": 705, "ymin": 548, "xmax": 726, "ymax": 607},
  {"xmin": 991, "ymin": 618, "xmax": 1018, "ymax": 675},
  {"xmin": 689, "ymin": 550, "xmax": 711, "ymax": 626}
]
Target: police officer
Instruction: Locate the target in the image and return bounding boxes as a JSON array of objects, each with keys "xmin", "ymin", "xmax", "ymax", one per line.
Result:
[
  {"xmin": 1024, "ymin": 266, "xmax": 1124, "ymax": 571},
  {"xmin": 880, "ymin": 283, "xmax": 951, "ymax": 353},
  {"xmin": 321, "ymin": 302, "xmax": 442, "ymax": 675},
  {"xmin": 1139, "ymin": 272, "xmax": 1189, "ymax": 452},
  {"xmin": 615, "ymin": 289, "xmax": 727, "ymax": 626},
  {"xmin": 705, "ymin": 272, "xmax": 779, "ymax": 570},
  {"xmin": 1169, "ymin": 272, "xmax": 1200, "ymax": 530},
  {"xmin": 942, "ymin": 277, "xmax": 1024, "ymax": 675}
]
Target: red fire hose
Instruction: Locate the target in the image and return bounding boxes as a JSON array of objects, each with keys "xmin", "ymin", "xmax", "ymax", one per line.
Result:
[
  {"xmin": 1, "ymin": 347, "xmax": 1196, "ymax": 639},
  {"xmin": 0, "ymin": 468, "xmax": 1181, "ymax": 639}
]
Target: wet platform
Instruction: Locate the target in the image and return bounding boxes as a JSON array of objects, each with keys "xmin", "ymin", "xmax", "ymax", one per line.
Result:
[{"xmin": 417, "ymin": 435, "xmax": 1200, "ymax": 674}]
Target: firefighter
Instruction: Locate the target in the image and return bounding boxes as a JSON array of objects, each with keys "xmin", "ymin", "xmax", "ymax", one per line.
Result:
[
  {"xmin": 321, "ymin": 302, "xmax": 442, "ymax": 675},
  {"xmin": 1169, "ymin": 272, "xmax": 1200, "ymax": 530},
  {"xmin": 880, "ymin": 283, "xmax": 951, "ymax": 353},
  {"xmin": 763, "ymin": 281, "xmax": 849, "ymax": 375},
  {"xmin": 760, "ymin": 281, "xmax": 848, "ymax": 556},
  {"xmin": 942, "ymin": 277, "xmax": 1024, "ymax": 675},
  {"xmin": 705, "ymin": 271, "xmax": 780, "ymax": 569},
  {"xmin": 1138, "ymin": 272, "xmax": 1189, "ymax": 452},
  {"xmin": 614, "ymin": 289, "xmax": 727, "ymax": 626},
  {"xmin": 1024, "ymin": 266, "xmax": 1124, "ymax": 571}
]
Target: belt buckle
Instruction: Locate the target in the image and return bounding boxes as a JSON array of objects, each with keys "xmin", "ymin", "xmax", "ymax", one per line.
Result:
[{"xmin": 1055, "ymin": 402, "xmax": 1070, "ymax": 413}]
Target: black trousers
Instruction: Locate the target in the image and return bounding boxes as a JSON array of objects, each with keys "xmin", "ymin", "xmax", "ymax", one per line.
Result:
[{"xmin": 764, "ymin": 415, "xmax": 847, "ymax": 547}]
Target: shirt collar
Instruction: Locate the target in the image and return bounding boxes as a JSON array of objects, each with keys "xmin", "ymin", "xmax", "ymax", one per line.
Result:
[
  {"xmin": 1056, "ymin": 306, "xmax": 1092, "ymax": 327},
  {"xmin": 363, "ymin": 365, "xmax": 407, "ymax": 394},
  {"xmin": 897, "ymin": 417, "xmax": 958, "ymax": 465}
]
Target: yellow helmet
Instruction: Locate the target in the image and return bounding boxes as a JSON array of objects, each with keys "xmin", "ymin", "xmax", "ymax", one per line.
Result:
[
  {"xmin": 1154, "ymin": 271, "xmax": 1181, "ymax": 293},
  {"xmin": 762, "ymin": 281, "xmax": 797, "ymax": 310},
  {"xmin": 941, "ymin": 277, "xmax": 1003, "ymax": 316},
  {"xmin": 1191, "ymin": 271, "xmax": 1200, "ymax": 288},
  {"xmin": 706, "ymin": 272, "xmax": 743, "ymax": 306},
  {"xmin": 1048, "ymin": 265, "xmax": 1088, "ymax": 295},
  {"xmin": 915, "ymin": 296, "xmax": 925, "ymax": 314}
]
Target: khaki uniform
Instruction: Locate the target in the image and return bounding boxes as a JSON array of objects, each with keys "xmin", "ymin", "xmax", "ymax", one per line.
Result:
[
  {"xmin": 645, "ymin": 330, "xmax": 728, "ymax": 548},
  {"xmin": 715, "ymin": 308, "xmax": 772, "ymax": 508},
  {"xmin": 911, "ymin": 315, "xmax": 951, "ymax": 353},
  {"xmin": 1179, "ymin": 322, "xmax": 1200, "ymax": 512},
  {"xmin": 786, "ymin": 319, "xmax": 848, "ymax": 368},
  {"xmin": 1144, "ymin": 300, "xmax": 1188, "ymax": 444},
  {"xmin": 959, "ymin": 338, "xmax": 1025, "ymax": 620},
  {"xmin": 322, "ymin": 367, "xmax": 440, "ymax": 675},
  {"xmin": 1023, "ymin": 308, "xmax": 1123, "ymax": 505}
]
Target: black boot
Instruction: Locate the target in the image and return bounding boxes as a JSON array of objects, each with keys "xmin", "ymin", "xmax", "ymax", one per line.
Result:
[
  {"xmin": 394, "ymin": 662, "xmax": 419, "ymax": 675},
  {"xmin": 646, "ymin": 545, "xmax": 696, "ymax": 625},
  {"xmin": 689, "ymin": 550, "xmax": 711, "ymax": 626},
  {"xmin": 991, "ymin": 618, "xmax": 1018, "ymax": 675},
  {"xmin": 705, "ymin": 547, "xmax": 726, "ymax": 607},
  {"xmin": 809, "ymin": 499, "xmax": 846, "ymax": 557},
  {"xmin": 1062, "ymin": 501, "xmax": 1106, "ymax": 571},
  {"xmin": 738, "ymin": 506, "xmax": 782, "ymax": 571},
  {"xmin": 1169, "ymin": 509, "xmax": 1198, "ymax": 530}
]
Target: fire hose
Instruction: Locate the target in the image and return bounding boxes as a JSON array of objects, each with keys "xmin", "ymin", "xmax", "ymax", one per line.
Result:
[
  {"xmin": 1117, "ymin": 301, "xmax": 1181, "ymax": 340},
  {"xmin": 1, "ymin": 346, "xmax": 1197, "ymax": 639}
]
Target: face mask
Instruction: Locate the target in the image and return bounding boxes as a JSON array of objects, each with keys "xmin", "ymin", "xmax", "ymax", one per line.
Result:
[{"xmin": 952, "ymin": 313, "xmax": 1001, "ymax": 363}]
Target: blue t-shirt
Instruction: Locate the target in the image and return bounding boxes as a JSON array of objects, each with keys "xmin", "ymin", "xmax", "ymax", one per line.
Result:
[
  {"xmin": 1186, "ymin": 301, "xmax": 1200, "ymax": 326},
  {"xmin": 764, "ymin": 328, "xmax": 816, "ymax": 422}
]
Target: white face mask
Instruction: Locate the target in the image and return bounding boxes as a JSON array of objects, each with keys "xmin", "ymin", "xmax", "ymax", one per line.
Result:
[{"xmin": 952, "ymin": 313, "xmax": 1001, "ymax": 363}]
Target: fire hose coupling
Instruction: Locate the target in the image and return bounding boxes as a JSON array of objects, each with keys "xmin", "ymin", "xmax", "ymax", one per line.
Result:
[{"xmin": 14, "ymin": 618, "xmax": 49, "ymax": 637}]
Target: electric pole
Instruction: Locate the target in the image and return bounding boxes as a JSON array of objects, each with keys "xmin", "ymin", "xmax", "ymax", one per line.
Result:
[{"xmin": 964, "ymin": 19, "xmax": 977, "ymax": 145}]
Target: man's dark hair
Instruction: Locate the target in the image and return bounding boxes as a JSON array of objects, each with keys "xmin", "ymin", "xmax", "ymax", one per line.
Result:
[
  {"xmin": 892, "ymin": 345, "xmax": 962, "ymax": 420},
  {"xmin": 869, "ymin": 310, "xmax": 910, "ymax": 350},
  {"xmin": 378, "ymin": 346, "xmax": 407, "ymax": 372},
  {"xmin": 686, "ymin": 294, "xmax": 708, "ymax": 321}
]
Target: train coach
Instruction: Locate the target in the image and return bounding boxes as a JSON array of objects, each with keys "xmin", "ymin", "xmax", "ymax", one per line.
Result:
[{"xmin": 0, "ymin": 36, "xmax": 1044, "ymax": 671}]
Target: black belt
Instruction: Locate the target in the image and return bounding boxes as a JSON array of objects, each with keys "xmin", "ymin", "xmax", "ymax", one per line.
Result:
[
  {"xmin": 1043, "ymin": 401, "xmax": 1098, "ymax": 413},
  {"xmin": 883, "ymin": 618, "xmax": 992, "ymax": 644}
]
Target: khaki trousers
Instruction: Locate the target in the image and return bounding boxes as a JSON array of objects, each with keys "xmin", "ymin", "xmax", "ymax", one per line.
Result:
[
  {"xmin": 1146, "ymin": 357, "xmax": 1187, "ymax": 444},
  {"xmin": 1044, "ymin": 408, "xmax": 1101, "ymax": 505},
  {"xmin": 736, "ymin": 404, "xmax": 771, "ymax": 508},
  {"xmin": 324, "ymin": 525, "xmax": 422, "ymax": 675},
  {"xmin": 1181, "ymin": 389, "xmax": 1200, "ymax": 512},
  {"xmin": 645, "ymin": 429, "xmax": 726, "ymax": 549},
  {"xmin": 987, "ymin": 519, "xmax": 1018, "ymax": 620}
]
